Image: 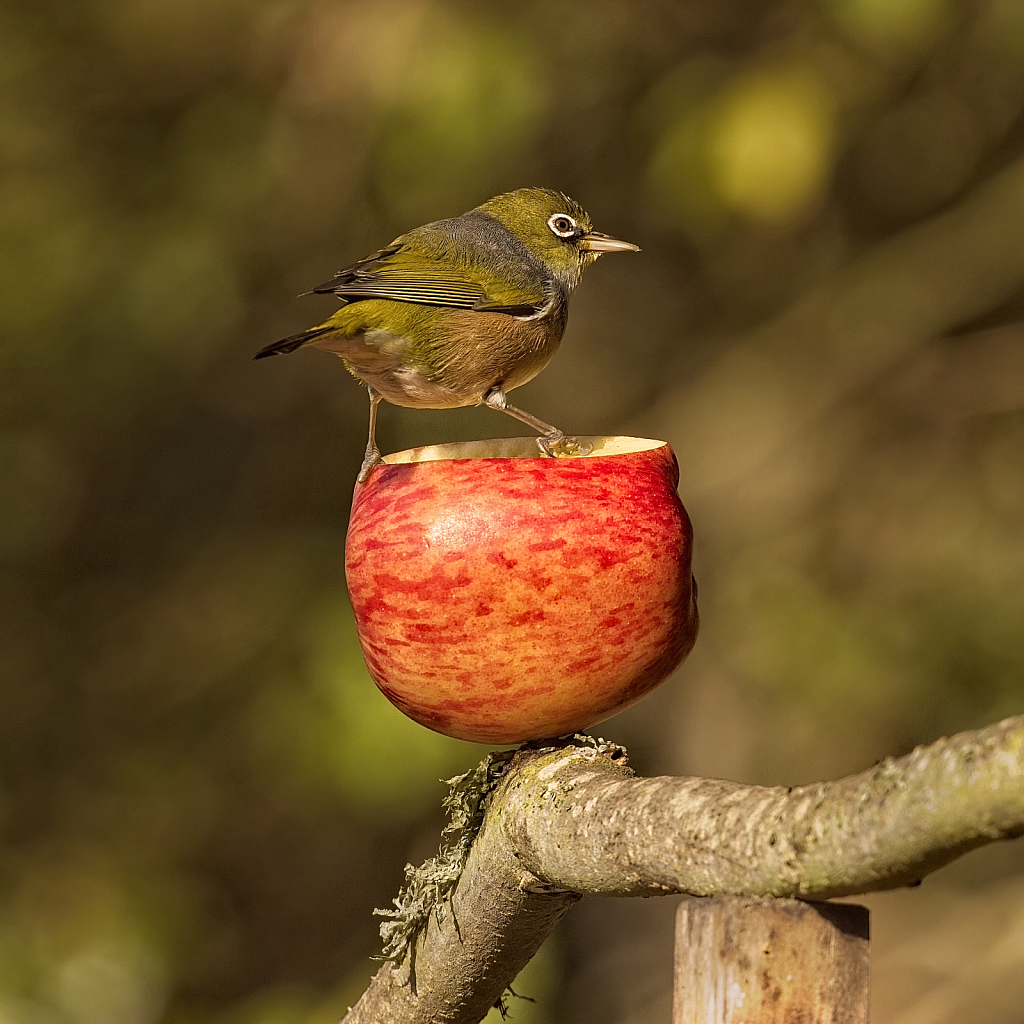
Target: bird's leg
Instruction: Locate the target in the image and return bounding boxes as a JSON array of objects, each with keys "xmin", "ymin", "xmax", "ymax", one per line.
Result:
[
  {"xmin": 357, "ymin": 387, "xmax": 384, "ymax": 483},
  {"xmin": 483, "ymin": 388, "xmax": 593, "ymax": 458}
]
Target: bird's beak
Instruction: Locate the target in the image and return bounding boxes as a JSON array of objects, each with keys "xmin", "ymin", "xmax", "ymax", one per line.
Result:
[{"xmin": 577, "ymin": 231, "xmax": 641, "ymax": 253}]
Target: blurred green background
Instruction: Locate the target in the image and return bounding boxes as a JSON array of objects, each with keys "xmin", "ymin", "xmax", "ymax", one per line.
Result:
[{"xmin": 3, "ymin": 0, "xmax": 1024, "ymax": 1021}]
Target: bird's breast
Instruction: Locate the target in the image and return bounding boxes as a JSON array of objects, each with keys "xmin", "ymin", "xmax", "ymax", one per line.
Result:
[{"xmin": 436, "ymin": 306, "xmax": 567, "ymax": 394}]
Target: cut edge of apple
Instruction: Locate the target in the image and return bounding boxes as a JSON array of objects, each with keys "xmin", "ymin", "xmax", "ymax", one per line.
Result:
[{"xmin": 382, "ymin": 435, "xmax": 665, "ymax": 464}]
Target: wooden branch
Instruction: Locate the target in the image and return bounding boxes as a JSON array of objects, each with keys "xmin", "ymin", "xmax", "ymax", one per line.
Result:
[
  {"xmin": 493, "ymin": 714, "xmax": 1024, "ymax": 899},
  {"xmin": 342, "ymin": 714, "xmax": 1023, "ymax": 1024}
]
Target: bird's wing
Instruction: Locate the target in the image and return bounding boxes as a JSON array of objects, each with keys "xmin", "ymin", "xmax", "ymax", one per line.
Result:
[{"xmin": 309, "ymin": 232, "xmax": 549, "ymax": 317}]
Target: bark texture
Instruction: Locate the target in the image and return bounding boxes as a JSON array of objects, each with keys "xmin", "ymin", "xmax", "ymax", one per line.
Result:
[
  {"xmin": 341, "ymin": 714, "xmax": 1023, "ymax": 1024},
  {"xmin": 493, "ymin": 714, "xmax": 1024, "ymax": 899}
]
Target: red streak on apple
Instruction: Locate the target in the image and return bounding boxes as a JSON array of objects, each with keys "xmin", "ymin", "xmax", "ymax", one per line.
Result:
[{"xmin": 345, "ymin": 436, "xmax": 698, "ymax": 744}]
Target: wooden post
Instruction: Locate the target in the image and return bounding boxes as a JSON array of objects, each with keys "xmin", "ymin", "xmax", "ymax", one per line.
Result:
[{"xmin": 673, "ymin": 896, "xmax": 869, "ymax": 1024}]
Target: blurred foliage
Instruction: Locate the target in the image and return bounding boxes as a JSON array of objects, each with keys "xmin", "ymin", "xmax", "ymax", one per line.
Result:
[{"xmin": 2, "ymin": 0, "xmax": 1024, "ymax": 1021}]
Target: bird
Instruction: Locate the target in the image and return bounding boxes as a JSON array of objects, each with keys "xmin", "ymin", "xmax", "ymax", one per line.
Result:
[{"xmin": 255, "ymin": 187, "xmax": 639, "ymax": 481}]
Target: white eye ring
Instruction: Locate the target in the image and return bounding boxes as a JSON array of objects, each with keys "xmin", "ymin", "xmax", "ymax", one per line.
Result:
[{"xmin": 547, "ymin": 213, "xmax": 577, "ymax": 238}]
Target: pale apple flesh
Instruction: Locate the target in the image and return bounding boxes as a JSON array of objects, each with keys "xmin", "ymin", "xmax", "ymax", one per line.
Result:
[{"xmin": 345, "ymin": 436, "xmax": 698, "ymax": 745}]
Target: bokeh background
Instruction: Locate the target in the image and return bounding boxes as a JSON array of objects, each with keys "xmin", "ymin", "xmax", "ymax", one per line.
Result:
[{"xmin": 4, "ymin": 0, "xmax": 1024, "ymax": 1020}]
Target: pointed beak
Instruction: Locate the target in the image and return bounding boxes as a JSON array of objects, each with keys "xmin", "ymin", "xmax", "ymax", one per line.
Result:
[{"xmin": 577, "ymin": 231, "xmax": 641, "ymax": 254}]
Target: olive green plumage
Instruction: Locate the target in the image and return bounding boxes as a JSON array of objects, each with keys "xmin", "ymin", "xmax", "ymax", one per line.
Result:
[{"xmin": 255, "ymin": 187, "xmax": 639, "ymax": 480}]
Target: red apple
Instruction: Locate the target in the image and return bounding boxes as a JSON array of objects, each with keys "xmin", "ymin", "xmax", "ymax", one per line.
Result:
[{"xmin": 344, "ymin": 436, "xmax": 698, "ymax": 744}]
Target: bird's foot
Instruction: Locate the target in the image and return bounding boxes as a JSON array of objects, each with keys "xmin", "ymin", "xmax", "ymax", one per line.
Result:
[
  {"xmin": 357, "ymin": 449, "xmax": 384, "ymax": 483},
  {"xmin": 537, "ymin": 432, "xmax": 593, "ymax": 459}
]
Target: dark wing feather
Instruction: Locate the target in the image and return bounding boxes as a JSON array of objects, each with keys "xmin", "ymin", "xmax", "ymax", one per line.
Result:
[
  {"xmin": 309, "ymin": 242, "xmax": 404, "ymax": 296},
  {"xmin": 308, "ymin": 216, "xmax": 550, "ymax": 315}
]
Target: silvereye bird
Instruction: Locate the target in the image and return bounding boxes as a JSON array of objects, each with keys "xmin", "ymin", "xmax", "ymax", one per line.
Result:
[{"xmin": 255, "ymin": 187, "xmax": 639, "ymax": 481}]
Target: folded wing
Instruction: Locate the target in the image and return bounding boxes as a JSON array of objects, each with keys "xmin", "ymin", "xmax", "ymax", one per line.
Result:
[{"xmin": 310, "ymin": 221, "xmax": 549, "ymax": 317}]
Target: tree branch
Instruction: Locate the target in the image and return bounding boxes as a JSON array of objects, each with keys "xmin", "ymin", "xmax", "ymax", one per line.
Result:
[
  {"xmin": 342, "ymin": 714, "xmax": 1024, "ymax": 1024},
  {"xmin": 496, "ymin": 714, "xmax": 1024, "ymax": 899}
]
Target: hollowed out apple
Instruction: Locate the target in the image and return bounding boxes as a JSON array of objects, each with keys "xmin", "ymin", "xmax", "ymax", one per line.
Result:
[{"xmin": 344, "ymin": 436, "xmax": 698, "ymax": 744}]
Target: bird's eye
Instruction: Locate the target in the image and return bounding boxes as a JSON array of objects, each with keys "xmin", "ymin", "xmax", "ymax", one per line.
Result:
[{"xmin": 547, "ymin": 214, "xmax": 577, "ymax": 238}]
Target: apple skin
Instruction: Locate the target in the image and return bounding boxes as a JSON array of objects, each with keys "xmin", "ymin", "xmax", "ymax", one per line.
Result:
[{"xmin": 344, "ymin": 437, "xmax": 698, "ymax": 744}]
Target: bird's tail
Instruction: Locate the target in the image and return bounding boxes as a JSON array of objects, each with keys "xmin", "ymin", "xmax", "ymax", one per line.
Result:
[{"xmin": 253, "ymin": 324, "xmax": 333, "ymax": 360}]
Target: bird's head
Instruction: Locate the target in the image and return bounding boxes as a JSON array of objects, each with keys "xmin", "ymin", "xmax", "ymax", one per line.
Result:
[{"xmin": 476, "ymin": 188, "xmax": 639, "ymax": 291}]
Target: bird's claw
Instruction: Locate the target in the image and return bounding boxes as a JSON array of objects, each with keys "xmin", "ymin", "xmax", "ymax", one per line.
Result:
[
  {"xmin": 357, "ymin": 450, "xmax": 384, "ymax": 483},
  {"xmin": 537, "ymin": 433, "xmax": 593, "ymax": 459}
]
